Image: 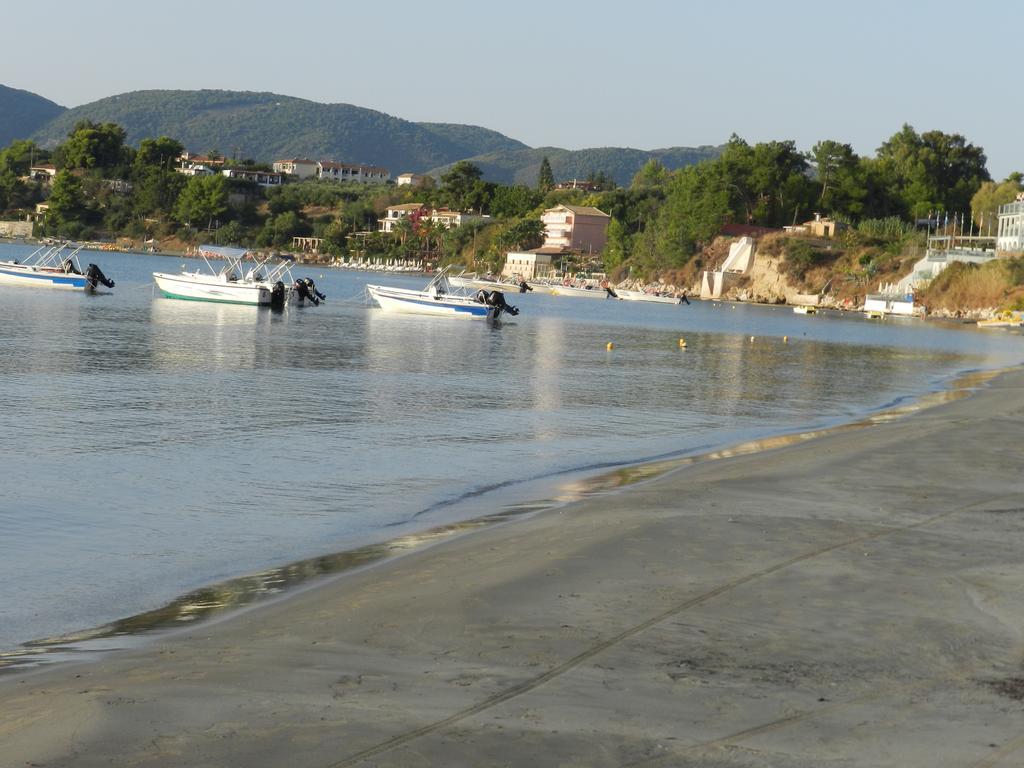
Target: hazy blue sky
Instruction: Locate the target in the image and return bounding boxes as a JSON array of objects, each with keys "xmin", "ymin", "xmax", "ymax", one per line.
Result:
[{"xmin": 3, "ymin": 0, "xmax": 1019, "ymax": 177}]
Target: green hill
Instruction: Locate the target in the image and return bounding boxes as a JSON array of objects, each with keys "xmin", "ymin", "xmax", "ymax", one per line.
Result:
[
  {"xmin": 31, "ymin": 89, "xmax": 528, "ymax": 172},
  {"xmin": 429, "ymin": 145, "xmax": 722, "ymax": 187},
  {"xmin": 0, "ymin": 84, "xmax": 66, "ymax": 146},
  {"xmin": 23, "ymin": 87, "xmax": 719, "ymax": 185}
]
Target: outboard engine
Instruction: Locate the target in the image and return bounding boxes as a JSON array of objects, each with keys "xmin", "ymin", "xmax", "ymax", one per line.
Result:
[
  {"xmin": 85, "ymin": 263, "xmax": 115, "ymax": 289},
  {"xmin": 292, "ymin": 277, "xmax": 325, "ymax": 306},
  {"xmin": 475, "ymin": 289, "xmax": 519, "ymax": 318},
  {"xmin": 518, "ymin": 279, "xmax": 533, "ymax": 293},
  {"xmin": 270, "ymin": 280, "xmax": 286, "ymax": 309}
]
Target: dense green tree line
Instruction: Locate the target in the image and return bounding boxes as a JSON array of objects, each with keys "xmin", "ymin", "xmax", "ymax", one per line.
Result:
[{"xmin": 0, "ymin": 120, "xmax": 1013, "ymax": 277}]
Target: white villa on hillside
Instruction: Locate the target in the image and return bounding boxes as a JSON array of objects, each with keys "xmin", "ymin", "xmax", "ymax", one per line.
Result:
[
  {"xmin": 396, "ymin": 172, "xmax": 431, "ymax": 187},
  {"xmin": 272, "ymin": 158, "xmax": 319, "ymax": 179},
  {"xmin": 379, "ymin": 203, "xmax": 425, "ymax": 233},
  {"xmin": 318, "ymin": 162, "xmax": 390, "ymax": 184},
  {"xmin": 996, "ymin": 193, "xmax": 1024, "ymax": 253},
  {"xmin": 429, "ymin": 208, "xmax": 487, "ymax": 229},
  {"xmin": 273, "ymin": 159, "xmax": 390, "ymax": 185}
]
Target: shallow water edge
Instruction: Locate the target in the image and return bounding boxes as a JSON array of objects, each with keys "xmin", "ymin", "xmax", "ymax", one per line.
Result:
[{"xmin": 0, "ymin": 365, "xmax": 1004, "ymax": 673}]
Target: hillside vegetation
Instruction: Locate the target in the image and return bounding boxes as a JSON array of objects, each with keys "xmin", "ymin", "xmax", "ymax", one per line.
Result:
[
  {"xmin": 3, "ymin": 104, "xmax": 1023, "ymax": 315},
  {"xmin": 23, "ymin": 89, "xmax": 718, "ymax": 183},
  {"xmin": 31, "ymin": 90, "xmax": 527, "ymax": 173},
  {"xmin": 0, "ymin": 84, "xmax": 65, "ymax": 146},
  {"xmin": 428, "ymin": 145, "xmax": 722, "ymax": 187}
]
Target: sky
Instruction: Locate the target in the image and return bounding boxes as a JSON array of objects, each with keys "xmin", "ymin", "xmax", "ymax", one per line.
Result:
[{"xmin": 3, "ymin": 0, "xmax": 1019, "ymax": 178}]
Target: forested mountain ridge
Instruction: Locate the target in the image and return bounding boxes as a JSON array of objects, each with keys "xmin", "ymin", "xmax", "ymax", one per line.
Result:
[
  {"xmin": 14, "ymin": 87, "xmax": 717, "ymax": 183},
  {"xmin": 429, "ymin": 145, "xmax": 723, "ymax": 187},
  {"xmin": 30, "ymin": 90, "xmax": 529, "ymax": 172},
  {"xmin": 0, "ymin": 84, "xmax": 66, "ymax": 146}
]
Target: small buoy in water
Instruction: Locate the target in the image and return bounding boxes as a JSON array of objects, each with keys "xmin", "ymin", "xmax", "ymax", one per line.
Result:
[
  {"xmin": 678, "ymin": 338, "xmax": 687, "ymax": 348},
  {"xmin": 783, "ymin": 335, "xmax": 789, "ymax": 343},
  {"xmin": 606, "ymin": 342, "xmax": 614, "ymax": 350}
]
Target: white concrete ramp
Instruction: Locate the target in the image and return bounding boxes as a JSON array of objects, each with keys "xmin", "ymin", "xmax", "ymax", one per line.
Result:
[{"xmin": 701, "ymin": 237, "xmax": 756, "ymax": 299}]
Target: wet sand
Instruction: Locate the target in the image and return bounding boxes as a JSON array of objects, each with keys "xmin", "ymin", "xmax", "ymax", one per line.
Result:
[{"xmin": 3, "ymin": 369, "xmax": 1024, "ymax": 767}]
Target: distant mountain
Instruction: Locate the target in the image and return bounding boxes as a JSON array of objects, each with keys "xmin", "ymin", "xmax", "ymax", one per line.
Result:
[
  {"xmin": 0, "ymin": 85, "xmax": 65, "ymax": 146},
  {"xmin": 429, "ymin": 145, "xmax": 722, "ymax": 188},
  {"xmin": 31, "ymin": 89, "xmax": 528, "ymax": 172},
  {"xmin": 20, "ymin": 87, "xmax": 719, "ymax": 185}
]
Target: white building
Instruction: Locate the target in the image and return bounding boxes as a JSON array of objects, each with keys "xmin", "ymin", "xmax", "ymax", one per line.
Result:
[
  {"xmin": 396, "ymin": 172, "xmax": 430, "ymax": 187},
  {"xmin": 272, "ymin": 158, "xmax": 319, "ymax": 179},
  {"xmin": 319, "ymin": 161, "xmax": 390, "ymax": 184},
  {"xmin": 429, "ymin": 208, "xmax": 487, "ymax": 229},
  {"xmin": 221, "ymin": 168, "xmax": 284, "ymax": 188},
  {"xmin": 996, "ymin": 194, "xmax": 1024, "ymax": 253},
  {"xmin": 378, "ymin": 203, "xmax": 425, "ymax": 233},
  {"xmin": 502, "ymin": 249, "xmax": 556, "ymax": 280}
]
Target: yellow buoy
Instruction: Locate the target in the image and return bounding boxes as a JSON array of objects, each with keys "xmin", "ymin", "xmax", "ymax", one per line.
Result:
[
  {"xmin": 783, "ymin": 335, "xmax": 789, "ymax": 343},
  {"xmin": 678, "ymin": 338, "xmax": 687, "ymax": 348},
  {"xmin": 606, "ymin": 342, "xmax": 614, "ymax": 350}
]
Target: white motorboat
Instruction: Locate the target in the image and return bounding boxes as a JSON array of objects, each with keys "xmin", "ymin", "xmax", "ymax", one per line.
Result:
[
  {"xmin": 793, "ymin": 305, "xmax": 818, "ymax": 315},
  {"xmin": 616, "ymin": 288, "xmax": 684, "ymax": 305},
  {"xmin": 153, "ymin": 245, "xmax": 324, "ymax": 307},
  {"xmin": 367, "ymin": 269, "xmax": 519, "ymax": 320},
  {"xmin": 550, "ymin": 282, "xmax": 616, "ymax": 299},
  {"xmin": 0, "ymin": 242, "xmax": 115, "ymax": 292}
]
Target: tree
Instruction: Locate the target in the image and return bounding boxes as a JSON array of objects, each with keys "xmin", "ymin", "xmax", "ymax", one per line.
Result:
[
  {"xmin": 810, "ymin": 140, "xmax": 858, "ymax": 210},
  {"xmin": 875, "ymin": 124, "xmax": 990, "ymax": 217},
  {"xmin": 537, "ymin": 156, "xmax": 554, "ymax": 192},
  {"xmin": 971, "ymin": 179, "xmax": 1023, "ymax": 230},
  {"xmin": 57, "ymin": 121, "xmax": 129, "ymax": 172},
  {"xmin": 490, "ymin": 184, "xmax": 542, "ymax": 219},
  {"xmin": 441, "ymin": 161, "xmax": 488, "ymax": 212},
  {"xmin": 495, "ymin": 218, "xmax": 544, "ymax": 252},
  {"xmin": 174, "ymin": 174, "xmax": 229, "ymax": 230},
  {"xmin": 133, "ymin": 166, "xmax": 186, "ymax": 217},
  {"xmin": 44, "ymin": 171, "xmax": 89, "ymax": 235},
  {"xmin": 135, "ymin": 137, "xmax": 184, "ymax": 170},
  {"xmin": 631, "ymin": 159, "xmax": 668, "ymax": 189}
]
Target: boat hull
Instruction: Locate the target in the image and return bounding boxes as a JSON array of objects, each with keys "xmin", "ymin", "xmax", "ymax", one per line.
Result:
[
  {"xmin": 367, "ymin": 284, "xmax": 493, "ymax": 319},
  {"xmin": 153, "ymin": 272, "xmax": 273, "ymax": 305},
  {"xmin": 551, "ymin": 284, "xmax": 613, "ymax": 299},
  {"xmin": 0, "ymin": 262, "xmax": 92, "ymax": 291},
  {"xmin": 616, "ymin": 289, "xmax": 682, "ymax": 305}
]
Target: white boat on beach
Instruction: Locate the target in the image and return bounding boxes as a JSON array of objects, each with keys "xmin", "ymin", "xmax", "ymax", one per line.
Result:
[
  {"xmin": 616, "ymin": 288, "xmax": 685, "ymax": 305},
  {"xmin": 0, "ymin": 242, "xmax": 115, "ymax": 292},
  {"xmin": 367, "ymin": 269, "xmax": 519, "ymax": 321},
  {"xmin": 153, "ymin": 245, "xmax": 325, "ymax": 307}
]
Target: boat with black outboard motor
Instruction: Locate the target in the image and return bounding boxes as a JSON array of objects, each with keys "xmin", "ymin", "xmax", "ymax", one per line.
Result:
[
  {"xmin": 367, "ymin": 268, "xmax": 519, "ymax": 321},
  {"xmin": 0, "ymin": 242, "xmax": 115, "ymax": 292},
  {"xmin": 153, "ymin": 245, "xmax": 325, "ymax": 307}
]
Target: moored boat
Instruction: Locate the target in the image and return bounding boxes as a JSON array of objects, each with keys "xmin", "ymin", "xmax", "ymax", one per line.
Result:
[
  {"xmin": 0, "ymin": 242, "xmax": 115, "ymax": 292},
  {"xmin": 153, "ymin": 245, "xmax": 324, "ymax": 307},
  {"xmin": 617, "ymin": 288, "xmax": 684, "ymax": 305},
  {"xmin": 367, "ymin": 269, "xmax": 519, "ymax": 321},
  {"xmin": 550, "ymin": 282, "xmax": 616, "ymax": 299},
  {"xmin": 793, "ymin": 305, "xmax": 818, "ymax": 315}
]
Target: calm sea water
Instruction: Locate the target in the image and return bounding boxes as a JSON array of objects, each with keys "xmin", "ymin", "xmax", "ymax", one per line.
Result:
[{"xmin": 0, "ymin": 243, "xmax": 1021, "ymax": 657}]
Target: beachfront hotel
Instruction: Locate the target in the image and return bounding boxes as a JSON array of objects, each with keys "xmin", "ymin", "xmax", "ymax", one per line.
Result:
[{"xmin": 996, "ymin": 193, "xmax": 1024, "ymax": 253}]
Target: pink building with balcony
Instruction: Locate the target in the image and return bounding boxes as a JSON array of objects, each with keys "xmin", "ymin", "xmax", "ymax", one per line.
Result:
[{"xmin": 541, "ymin": 204, "xmax": 610, "ymax": 253}]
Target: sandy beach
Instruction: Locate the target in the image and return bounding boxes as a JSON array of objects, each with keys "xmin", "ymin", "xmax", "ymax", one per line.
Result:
[{"xmin": 2, "ymin": 368, "xmax": 1024, "ymax": 767}]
